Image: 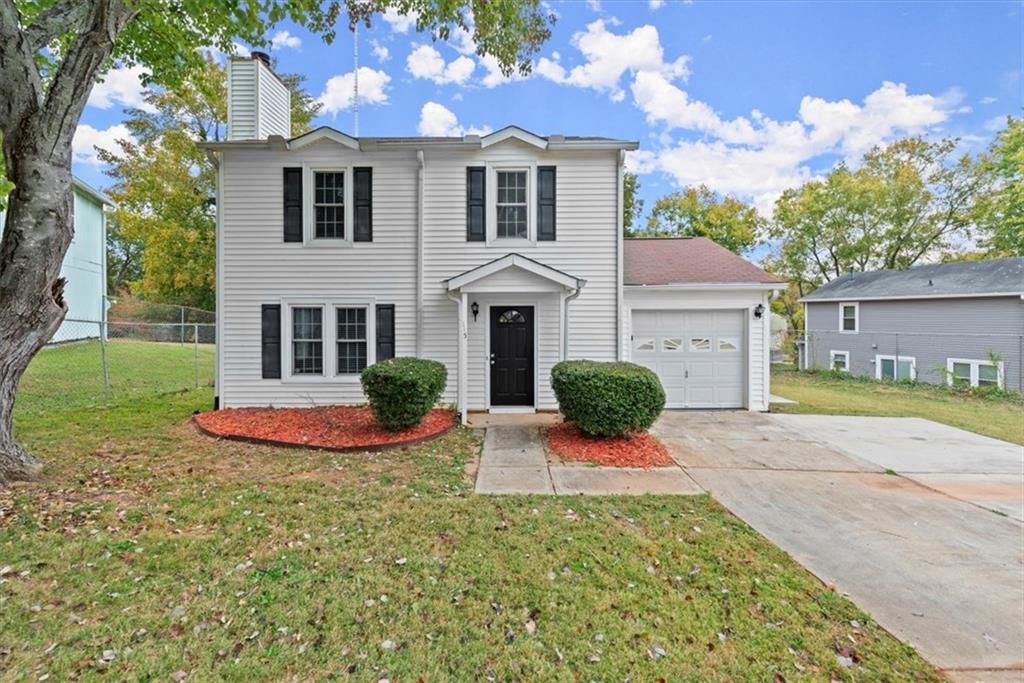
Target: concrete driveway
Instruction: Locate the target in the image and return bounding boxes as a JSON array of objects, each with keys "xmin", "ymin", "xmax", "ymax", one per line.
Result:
[{"xmin": 654, "ymin": 411, "xmax": 1024, "ymax": 681}]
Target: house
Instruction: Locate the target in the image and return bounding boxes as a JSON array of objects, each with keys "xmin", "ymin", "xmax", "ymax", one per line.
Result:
[
  {"xmin": 798, "ymin": 258, "xmax": 1024, "ymax": 391},
  {"xmin": 202, "ymin": 54, "xmax": 785, "ymax": 421},
  {"xmin": 0, "ymin": 177, "xmax": 113, "ymax": 343}
]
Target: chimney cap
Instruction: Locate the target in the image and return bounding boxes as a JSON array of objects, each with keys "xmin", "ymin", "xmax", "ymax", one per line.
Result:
[{"xmin": 251, "ymin": 51, "xmax": 271, "ymax": 67}]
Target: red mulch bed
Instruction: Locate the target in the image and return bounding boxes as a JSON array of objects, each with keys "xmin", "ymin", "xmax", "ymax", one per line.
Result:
[
  {"xmin": 546, "ymin": 422, "xmax": 673, "ymax": 469},
  {"xmin": 193, "ymin": 406, "xmax": 457, "ymax": 452}
]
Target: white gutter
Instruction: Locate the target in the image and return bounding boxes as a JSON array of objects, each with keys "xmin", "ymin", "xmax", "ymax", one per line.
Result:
[{"xmin": 416, "ymin": 150, "xmax": 425, "ymax": 357}]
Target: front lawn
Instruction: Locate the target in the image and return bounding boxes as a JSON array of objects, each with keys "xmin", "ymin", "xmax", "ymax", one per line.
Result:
[
  {"xmin": 1, "ymin": 387, "xmax": 940, "ymax": 680},
  {"xmin": 772, "ymin": 367, "xmax": 1024, "ymax": 445}
]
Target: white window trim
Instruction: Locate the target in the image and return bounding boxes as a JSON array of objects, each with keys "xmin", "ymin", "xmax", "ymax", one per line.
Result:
[
  {"xmin": 305, "ymin": 166, "xmax": 355, "ymax": 247},
  {"xmin": 875, "ymin": 354, "xmax": 916, "ymax": 381},
  {"xmin": 839, "ymin": 301, "xmax": 859, "ymax": 334},
  {"xmin": 486, "ymin": 162, "xmax": 537, "ymax": 246},
  {"xmin": 829, "ymin": 350, "xmax": 850, "ymax": 372},
  {"xmin": 281, "ymin": 297, "xmax": 377, "ymax": 382},
  {"xmin": 946, "ymin": 357, "xmax": 1005, "ymax": 389}
]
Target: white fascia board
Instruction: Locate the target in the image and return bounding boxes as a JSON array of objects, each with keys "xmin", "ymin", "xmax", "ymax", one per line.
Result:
[
  {"xmin": 446, "ymin": 254, "xmax": 580, "ymax": 291},
  {"xmin": 799, "ymin": 291, "xmax": 1024, "ymax": 303},
  {"xmin": 480, "ymin": 126, "xmax": 548, "ymax": 150},
  {"xmin": 288, "ymin": 127, "xmax": 359, "ymax": 150},
  {"xmin": 548, "ymin": 140, "xmax": 639, "ymax": 151}
]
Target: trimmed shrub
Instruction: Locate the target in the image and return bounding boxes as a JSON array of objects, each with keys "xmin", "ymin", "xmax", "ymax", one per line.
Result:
[
  {"xmin": 551, "ymin": 360, "xmax": 666, "ymax": 437},
  {"xmin": 361, "ymin": 357, "xmax": 448, "ymax": 431}
]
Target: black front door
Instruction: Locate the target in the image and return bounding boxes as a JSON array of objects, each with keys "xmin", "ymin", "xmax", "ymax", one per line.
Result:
[{"xmin": 490, "ymin": 306, "xmax": 534, "ymax": 406}]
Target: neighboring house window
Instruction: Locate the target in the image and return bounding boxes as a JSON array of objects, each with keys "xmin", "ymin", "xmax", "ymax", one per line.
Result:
[
  {"xmin": 496, "ymin": 170, "xmax": 528, "ymax": 239},
  {"xmin": 830, "ymin": 350, "xmax": 850, "ymax": 372},
  {"xmin": 292, "ymin": 307, "xmax": 323, "ymax": 375},
  {"xmin": 876, "ymin": 354, "xmax": 915, "ymax": 382},
  {"xmin": 839, "ymin": 302, "xmax": 858, "ymax": 333},
  {"xmin": 314, "ymin": 171, "xmax": 345, "ymax": 239},
  {"xmin": 336, "ymin": 307, "xmax": 368, "ymax": 374},
  {"xmin": 946, "ymin": 358, "xmax": 1004, "ymax": 389}
]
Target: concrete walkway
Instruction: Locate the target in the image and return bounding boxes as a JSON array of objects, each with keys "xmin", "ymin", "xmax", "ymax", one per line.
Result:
[
  {"xmin": 474, "ymin": 424, "xmax": 703, "ymax": 496},
  {"xmin": 655, "ymin": 411, "xmax": 1024, "ymax": 681}
]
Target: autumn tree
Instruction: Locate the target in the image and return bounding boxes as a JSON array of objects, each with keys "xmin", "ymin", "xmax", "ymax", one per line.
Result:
[
  {"xmin": 623, "ymin": 171, "xmax": 643, "ymax": 236},
  {"xmin": 769, "ymin": 137, "xmax": 984, "ymax": 290},
  {"xmin": 0, "ymin": 0, "xmax": 555, "ymax": 483},
  {"xmin": 973, "ymin": 116, "xmax": 1023, "ymax": 256},
  {"xmin": 99, "ymin": 57, "xmax": 320, "ymax": 310},
  {"xmin": 644, "ymin": 185, "xmax": 762, "ymax": 254}
]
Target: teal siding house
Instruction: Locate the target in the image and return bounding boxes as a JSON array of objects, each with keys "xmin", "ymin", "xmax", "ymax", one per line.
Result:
[{"xmin": 0, "ymin": 177, "xmax": 114, "ymax": 343}]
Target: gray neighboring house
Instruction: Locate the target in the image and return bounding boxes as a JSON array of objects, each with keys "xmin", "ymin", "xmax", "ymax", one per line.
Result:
[{"xmin": 798, "ymin": 258, "xmax": 1024, "ymax": 391}]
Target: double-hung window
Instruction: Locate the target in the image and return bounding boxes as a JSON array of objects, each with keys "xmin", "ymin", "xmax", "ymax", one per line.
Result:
[
  {"xmin": 292, "ymin": 307, "xmax": 324, "ymax": 375},
  {"xmin": 876, "ymin": 355, "xmax": 915, "ymax": 382},
  {"xmin": 496, "ymin": 170, "xmax": 528, "ymax": 239},
  {"xmin": 839, "ymin": 302, "xmax": 858, "ymax": 333},
  {"xmin": 947, "ymin": 358, "xmax": 1003, "ymax": 389},
  {"xmin": 314, "ymin": 171, "xmax": 345, "ymax": 239},
  {"xmin": 336, "ymin": 307, "xmax": 368, "ymax": 374}
]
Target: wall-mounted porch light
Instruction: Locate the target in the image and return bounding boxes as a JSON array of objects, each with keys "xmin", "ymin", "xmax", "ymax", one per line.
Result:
[
  {"xmin": 471, "ymin": 301, "xmax": 479, "ymax": 322},
  {"xmin": 753, "ymin": 303, "xmax": 765, "ymax": 319}
]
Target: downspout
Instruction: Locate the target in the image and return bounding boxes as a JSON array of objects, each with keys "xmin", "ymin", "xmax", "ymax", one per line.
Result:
[
  {"xmin": 416, "ymin": 150, "xmax": 425, "ymax": 357},
  {"xmin": 615, "ymin": 149, "xmax": 625, "ymax": 360},
  {"xmin": 562, "ymin": 280, "xmax": 585, "ymax": 360},
  {"xmin": 208, "ymin": 149, "xmax": 224, "ymax": 409},
  {"xmin": 446, "ymin": 290, "xmax": 467, "ymax": 425}
]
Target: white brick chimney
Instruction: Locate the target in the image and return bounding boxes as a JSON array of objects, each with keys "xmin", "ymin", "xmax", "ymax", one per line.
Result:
[{"xmin": 227, "ymin": 52, "xmax": 291, "ymax": 141}]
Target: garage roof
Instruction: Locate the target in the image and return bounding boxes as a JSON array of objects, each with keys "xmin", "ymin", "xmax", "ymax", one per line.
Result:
[{"xmin": 624, "ymin": 237, "xmax": 784, "ymax": 286}]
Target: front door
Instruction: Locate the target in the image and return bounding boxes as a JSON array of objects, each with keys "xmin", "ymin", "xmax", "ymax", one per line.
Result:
[{"xmin": 490, "ymin": 306, "xmax": 534, "ymax": 406}]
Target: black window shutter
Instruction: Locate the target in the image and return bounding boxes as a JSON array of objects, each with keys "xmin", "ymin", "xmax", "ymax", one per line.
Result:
[
  {"xmin": 466, "ymin": 166, "xmax": 486, "ymax": 241},
  {"xmin": 354, "ymin": 167, "xmax": 373, "ymax": 242},
  {"xmin": 283, "ymin": 167, "xmax": 303, "ymax": 242},
  {"xmin": 261, "ymin": 304, "xmax": 282, "ymax": 379},
  {"xmin": 537, "ymin": 166, "xmax": 556, "ymax": 241},
  {"xmin": 376, "ymin": 304, "xmax": 395, "ymax": 361}
]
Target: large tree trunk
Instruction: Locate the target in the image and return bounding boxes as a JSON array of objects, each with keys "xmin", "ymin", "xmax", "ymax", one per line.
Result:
[{"xmin": 0, "ymin": 0, "xmax": 133, "ymax": 484}]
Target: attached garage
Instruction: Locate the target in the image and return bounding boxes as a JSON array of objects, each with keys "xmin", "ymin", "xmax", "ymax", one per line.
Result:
[{"xmin": 622, "ymin": 238, "xmax": 785, "ymax": 412}]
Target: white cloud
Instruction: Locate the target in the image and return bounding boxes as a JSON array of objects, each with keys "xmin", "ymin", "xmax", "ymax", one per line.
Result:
[
  {"xmin": 979, "ymin": 96, "xmax": 997, "ymax": 105},
  {"xmin": 417, "ymin": 101, "xmax": 491, "ymax": 137},
  {"xmin": 632, "ymin": 79, "xmax": 960, "ymax": 214},
  {"xmin": 406, "ymin": 44, "xmax": 475, "ymax": 85},
  {"xmin": 270, "ymin": 30, "xmax": 301, "ymax": 50},
  {"xmin": 648, "ymin": 0, "xmax": 665, "ymax": 8},
  {"xmin": 231, "ymin": 42, "xmax": 250, "ymax": 57},
  {"xmin": 586, "ymin": 0, "xmax": 602, "ymax": 11},
  {"xmin": 479, "ymin": 53, "xmax": 529, "ymax": 88},
  {"xmin": 88, "ymin": 64, "xmax": 156, "ymax": 113},
  {"xmin": 535, "ymin": 20, "xmax": 689, "ymax": 100},
  {"xmin": 317, "ymin": 67, "xmax": 391, "ymax": 114},
  {"xmin": 382, "ymin": 8, "xmax": 417, "ymax": 33},
  {"xmin": 370, "ymin": 39, "xmax": 390, "ymax": 62},
  {"xmin": 73, "ymin": 124, "xmax": 132, "ymax": 166},
  {"xmin": 702, "ymin": 33, "xmax": 712, "ymax": 44}
]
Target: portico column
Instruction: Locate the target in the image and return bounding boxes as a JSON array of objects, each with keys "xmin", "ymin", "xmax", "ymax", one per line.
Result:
[{"xmin": 459, "ymin": 291, "xmax": 469, "ymax": 424}]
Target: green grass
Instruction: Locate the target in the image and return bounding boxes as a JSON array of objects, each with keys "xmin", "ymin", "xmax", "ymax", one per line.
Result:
[
  {"xmin": 15, "ymin": 339, "xmax": 215, "ymax": 416},
  {"xmin": 772, "ymin": 367, "xmax": 1024, "ymax": 445},
  {"xmin": 0, "ymin": 359, "xmax": 941, "ymax": 680}
]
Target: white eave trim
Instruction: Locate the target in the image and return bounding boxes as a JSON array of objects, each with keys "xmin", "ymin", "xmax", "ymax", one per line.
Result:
[
  {"xmin": 480, "ymin": 126, "xmax": 548, "ymax": 149},
  {"xmin": 289, "ymin": 127, "xmax": 360, "ymax": 150},
  {"xmin": 72, "ymin": 177, "xmax": 116, "ymax": 208},
  {"xmin": 626, "ymin": 282, "xmax": 785, "ymax": 291},
  {"xmin": 446, "ymin": 253, "xmax": 583, "ymax": 292},
  {"xmin": 800, "ymin": 291, "xmax": 1024, "ymax": 303}
]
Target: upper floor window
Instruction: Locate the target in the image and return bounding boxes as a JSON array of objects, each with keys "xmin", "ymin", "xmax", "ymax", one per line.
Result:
[
  {"xmin": 314, "ymin": 171, "xmax": 345, "ymax": 239},
  {"xmin": 839, "ymin": 302, "xmax": 858, "ymax": 333},
  {"xmin": 496, "ymin": 170, "xmax": 528, "ymax": 239}
]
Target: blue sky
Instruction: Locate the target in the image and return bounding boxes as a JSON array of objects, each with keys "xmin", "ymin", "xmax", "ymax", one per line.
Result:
[{"xmin": 73, "ymin": 0, "xmax": 1020, "ymax": 221}]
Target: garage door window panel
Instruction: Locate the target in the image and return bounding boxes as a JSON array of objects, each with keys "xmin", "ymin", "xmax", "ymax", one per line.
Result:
[
  {"xmin": 718, "ymin": 337, "xmax": 739, "ymax": 351},
  {"xmin": 689, "ymin": 337, "xmax": 711, "ymax": 352},
  {"xmin": 663, "ymin": 337, "xmax": 683, "ymax": 351}
]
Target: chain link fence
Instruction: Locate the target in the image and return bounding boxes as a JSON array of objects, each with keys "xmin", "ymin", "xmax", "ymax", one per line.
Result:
[
  {"xmin": 18, "ymin": 301, "xmax": 216, "ymax": 415},
  {"xmin": 794, "ymin": 329, "xmax": 1024, "ymax": 392}
]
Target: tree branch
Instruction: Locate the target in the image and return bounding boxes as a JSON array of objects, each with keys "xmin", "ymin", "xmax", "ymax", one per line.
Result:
[
  {"xmin": 24, "ymin": 0, "xmax": 93, "ymax": 51},
  {"xmin": 0, "ymin": 0, "xmax": 45, "ymax": 131}
]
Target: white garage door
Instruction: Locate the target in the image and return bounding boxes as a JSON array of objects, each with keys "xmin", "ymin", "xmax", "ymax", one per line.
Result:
[{"xmin": 631, "ymin": 309, "xmax": 746, "ymax": 409}]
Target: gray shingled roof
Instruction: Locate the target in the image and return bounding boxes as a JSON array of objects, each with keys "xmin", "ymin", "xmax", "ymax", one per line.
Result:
[{"xmin": 801, "ymin": 258, "xmax": 1024, "ymax": 301}]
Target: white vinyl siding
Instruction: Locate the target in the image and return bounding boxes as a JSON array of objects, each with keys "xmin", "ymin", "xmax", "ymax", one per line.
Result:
[
  {"xmin": 218, "ymin": 141, "xmax": 619, "ymax": 408},
  {"xmin": 227, "ymin": 58, "xmax": 290, "ymax": 141}
]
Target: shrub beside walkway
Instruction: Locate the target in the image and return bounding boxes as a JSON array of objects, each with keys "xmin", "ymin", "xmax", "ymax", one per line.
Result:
[{"xmin": 474, "ymin": 423, "xmax": 703, "ymax": 496}]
